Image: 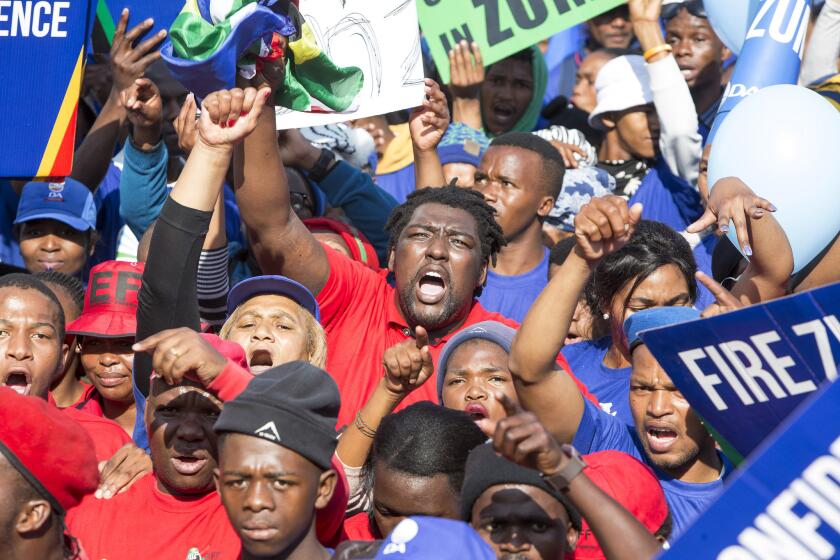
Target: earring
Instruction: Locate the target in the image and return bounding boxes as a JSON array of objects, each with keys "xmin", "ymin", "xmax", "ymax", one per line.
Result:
[{"xmin": 603, "ymin": 313, "xmax": 610, "ymax": 320}]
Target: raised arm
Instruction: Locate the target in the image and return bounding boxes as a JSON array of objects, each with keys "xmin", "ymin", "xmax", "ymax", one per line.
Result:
[
  {"xmin": 233, "ymin": 95, "xmax": 329, "ymax": 294},
  {"xmin": 509, "ymin": 197, "xmax": 642, "ymax": 443},
  {"xmin": 410, "ymin": 79, "xmax": 449, "ymax": 189},
  {"xmin": 336, "ymin": 327, "xmax": 435, "ymax": 468},
  {"xmin": 71, "ymin": 10, "xmax": 166, "ymax": 191},
  {"xmin": 490, "ymin": 399, "xmax": 661, "ymax": 560},
  {"xmin": 118, "ymin": 79, "xmax": 170, "ymax": 238},
  {"xmin": 448, "ymin": 41, "xmax": 484, "ymax": 130},
  {"xmin": 629, "ymin": 0, "xmax": 702, "ymax": 186},
  {"xmin": 135, "ymin": 88, "xmax": 267, "ymax": 394},
  {"xmin": 687, "ymin": 177, "xmax": 793, "ymax": 305}
]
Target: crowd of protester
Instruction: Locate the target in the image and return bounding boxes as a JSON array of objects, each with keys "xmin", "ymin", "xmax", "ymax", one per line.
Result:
[{"xmin": 2, "ymin": 0, "xmax": 840, "ymax": 558}]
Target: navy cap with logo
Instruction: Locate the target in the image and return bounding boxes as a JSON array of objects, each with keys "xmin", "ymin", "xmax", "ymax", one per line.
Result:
[{"xmin": 14, "ymin": 179, "xmax": 97, "ymax": 232}]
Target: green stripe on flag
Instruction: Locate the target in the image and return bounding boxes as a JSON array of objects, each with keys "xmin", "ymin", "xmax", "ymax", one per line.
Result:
[
  {"xmin": 698, "ymin": 414, "xmax": 745, "ymax": 467},
  {"xmin": 96, "ymin": 0, "xmax": 116, "ymax": 45}
]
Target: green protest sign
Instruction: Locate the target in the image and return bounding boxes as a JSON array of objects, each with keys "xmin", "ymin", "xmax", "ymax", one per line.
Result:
[{"xmin": 418, "ymin": 0, "xmax": 627, "ymax": 83}]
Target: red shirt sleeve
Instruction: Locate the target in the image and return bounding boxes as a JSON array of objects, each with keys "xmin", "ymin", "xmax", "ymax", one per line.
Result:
[
  {"xmin": 316, "ymin": 246, "xmax": 387, "ymax": 330},
  {"xmin": 206, "ymin": 360, "xmax": 254, "ymax": 402}
]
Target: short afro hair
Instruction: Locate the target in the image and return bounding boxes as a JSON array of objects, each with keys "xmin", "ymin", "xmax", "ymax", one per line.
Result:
[
  {"xmin": 366, "ymin": 402, "xmax": 486, "ymax": 494},
  {"xmin": 0, "ymin": 273, "xmax": 66, "ymax": 340},
  {"xmin": 489, "ymin": 132, "xmax": 566, "ymax": 199},
  {"xmin": 385, "ymin": 185, "xmax": 506, "ymax": 267}
]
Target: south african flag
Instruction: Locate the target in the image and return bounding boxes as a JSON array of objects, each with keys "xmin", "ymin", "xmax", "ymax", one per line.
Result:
[{"xmin": 161, "ymin": 0, "xmax": 364, "ymax": 113}]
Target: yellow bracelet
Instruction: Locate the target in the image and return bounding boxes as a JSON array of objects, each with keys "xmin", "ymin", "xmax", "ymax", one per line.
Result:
[{"xmin": 643, "ymin": 43, "xmax": 673, "ymax": 62}]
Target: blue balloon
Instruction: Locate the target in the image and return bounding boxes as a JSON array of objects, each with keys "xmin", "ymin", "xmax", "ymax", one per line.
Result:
[
  {"xmin": 703, "ymin": 0, "xmax": 762, "ymax": 54},
  {"xmin": 708, "ymin": 85, "xmax": 840, "ymax": 273}
]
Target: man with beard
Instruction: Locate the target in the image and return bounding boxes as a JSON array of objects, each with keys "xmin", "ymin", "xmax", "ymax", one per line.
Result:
[
  {"xmin": 509, "ymin": 198, "xmax": 729, "ymax": 538},
  {"xmin": 233, "ymin": 93, "xmax": 586, "ymax": 426}
]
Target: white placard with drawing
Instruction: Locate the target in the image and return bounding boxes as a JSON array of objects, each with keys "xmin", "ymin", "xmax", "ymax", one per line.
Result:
[{"xmin": 275, "ymin": 0, "xmax": 425, "ymax": 130}]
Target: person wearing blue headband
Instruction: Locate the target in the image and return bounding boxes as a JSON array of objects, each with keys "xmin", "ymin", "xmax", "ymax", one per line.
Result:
[{"xmin": 508, "ymin": 197, "xmax": 730, "ymax": 539}]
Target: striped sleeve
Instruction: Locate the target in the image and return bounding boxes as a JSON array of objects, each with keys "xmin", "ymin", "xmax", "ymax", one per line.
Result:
[{"xmin": 197, "ymin": 245, "xmax": 230, "ymax": 330}]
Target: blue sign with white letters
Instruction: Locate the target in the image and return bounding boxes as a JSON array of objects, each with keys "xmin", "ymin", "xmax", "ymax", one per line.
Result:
[
  {"xmin": 709, "ymin": 0, "xmax": 812, "ymax": 140},
  {"xmin": 0, "ymin": 0, "xmax": 95, "ymax": 177},
  {"xmin": 640, "ymin": 282, "xmax": 840, "ymax": 458},
  {"xmin": 659, "ymin": 379, "xmax": 840, "ymax": 558}
]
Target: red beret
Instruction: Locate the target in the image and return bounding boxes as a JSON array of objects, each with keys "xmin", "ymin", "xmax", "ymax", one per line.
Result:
[
  {"xmin": 574, "ymin": 451, "xmax": 669, "ymax": 559},
  {"xmin": 0, "ymin": 387, "xmax": 99, "ymax": 514}
]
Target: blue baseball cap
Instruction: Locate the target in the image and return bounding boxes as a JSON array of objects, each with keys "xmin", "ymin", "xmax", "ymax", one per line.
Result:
[
  {"xmin": 14, "ymin": 179, "xmax": 97, "ymax": 232},
  {"xmin": 226, "ymin": 275, "xmax": 320, "ymax": 322},
  {"xmin": 437, "ymin": 321, "xmax": 517, "ymax": 403},
  {"xmin": 375, "ymin": 517, "xmax": 495, "ymax": 559},
  {"xmin": 623, "ymin": 307, "xmax": 701, "ymax": 353}
]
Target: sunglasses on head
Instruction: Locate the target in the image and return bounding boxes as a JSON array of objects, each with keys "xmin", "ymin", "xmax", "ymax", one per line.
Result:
[{"xmin": 661, "ymin": 0, "xmax": 707, "ymax": 21}]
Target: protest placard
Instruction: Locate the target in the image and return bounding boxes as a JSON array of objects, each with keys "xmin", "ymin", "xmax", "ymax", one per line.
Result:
[
  {"xmin": 1, "ymin": 0, "xmax": 96, "ymax": 178},
  {"xmin": 273, "ymin": 0, "xmax": 425, "ymax": 129},
  {"xmin": 417, "ymin": 0, "xmax": 625, "ymax": 83},
  {"xmin": 660, "ymin": 379, "xmax": 840, "ymax": 558},
  {"xmin": 639, "ymin": 282, "xmax": 840, "ymax": 461}
]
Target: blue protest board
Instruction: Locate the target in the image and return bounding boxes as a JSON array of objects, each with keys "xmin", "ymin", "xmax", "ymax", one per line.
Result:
[
  {"xmin": 0, "ymin": 0, "xmax": 96, "ymax": 178},
  {"xmin": 91, "ymin": 0, "xmax": 183, "ymax": 52},
  {"xmin": 640, "ymin": 282, "xmax": 840, "ymax": 459},
  {"xmin": 709, "ymin": 0, "xmax": 812, "ymax": 140},
  {"xmin": 660, "ymin": 379, "xmax": 840, "ymax": 558}
]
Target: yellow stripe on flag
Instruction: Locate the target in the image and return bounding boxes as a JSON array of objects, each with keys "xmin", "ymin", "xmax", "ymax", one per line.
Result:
[
  {"xmin": 37, "ymin": 47, "xmax": 85, "ymax": 177},
  {"xmin": 289, "ymin": 22, "xmax": 322, "ymax": 64}
]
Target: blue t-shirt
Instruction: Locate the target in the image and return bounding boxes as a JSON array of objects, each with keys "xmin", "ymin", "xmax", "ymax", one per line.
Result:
[
  {"xmin": 562, "ymin": 337, "xmax": 633, "ymax": 425},
  {"xmin": 630, "ymin": 160, "xmax": 704, "ymax": 233},
  {"xmin": 375, "ymin": 164, "xmax": 416, "ymax": 204},
  {"xmin": 478, "ymin": 248, "xmax": 549, "ymax": 323},
  {"xmin": 573, "ymin": 399, "xmax": 731, "ymax": 538}
]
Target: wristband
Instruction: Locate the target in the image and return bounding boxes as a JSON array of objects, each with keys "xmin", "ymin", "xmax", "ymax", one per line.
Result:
[
  {"xmin": 540, "ymin": 444, "xmax": 587, "ymax": 491},
  {"xmin": 643, "ymin": 43, "xmax": 673, "ymax": 62},
  {"xmin": 308, "ymin": 148, "xmax": 337, "ymax": 183}
]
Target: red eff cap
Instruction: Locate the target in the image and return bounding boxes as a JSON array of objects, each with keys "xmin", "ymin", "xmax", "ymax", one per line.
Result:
[
  {"xmin": 0, "ymin": 387, "xmax": 99, "ymax": 514},
  {"xmin": 574, "ymin": 451, "xmax": 669, "ymax": 560},
  {"xmin": 68, "ymin": 260, "xmax": 145, "ymax": 338}
]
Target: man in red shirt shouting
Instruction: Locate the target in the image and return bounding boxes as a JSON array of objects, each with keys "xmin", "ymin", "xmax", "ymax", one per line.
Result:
[{"xmin": 234, "ymin": 83, "xmax": 587, "ymax": 427}]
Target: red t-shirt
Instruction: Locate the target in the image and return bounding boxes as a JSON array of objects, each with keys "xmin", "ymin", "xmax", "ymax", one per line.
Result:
[
  {"xmin": 342, "ymin": 512, "xmax": 379, "ymax": 542},
  {"xmin": 47, "ymin": 391, "xmax": 130, "ymax": 462},
  {"xmin": 67, "ymin": 473, "xmax": 240, "ymax": 560},
  {"xmin": 317, "ymin": 248, "xmax": 594, "ymax": 427},
  {"xmin": 51, "ymin": 382, "xmax": 105, "ymax": 417},
  {"xmin": 61, "ymin": 407, "xmax": 132, "ymax": 463}
]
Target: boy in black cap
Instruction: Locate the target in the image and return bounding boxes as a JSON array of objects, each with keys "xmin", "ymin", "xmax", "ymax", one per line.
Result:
[
  {"xmin": 214, "ymin": 360, "xmax": 341, "ymax": 560},
  {"xmin": 461, "ymin": 443, "xmax": 582, "ymax": 560}
]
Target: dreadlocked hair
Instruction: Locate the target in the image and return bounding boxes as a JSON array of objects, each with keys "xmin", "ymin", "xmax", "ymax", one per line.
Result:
[{"xmin": 384, "ymin": 183, "xmax": 506, "ymax": 267}]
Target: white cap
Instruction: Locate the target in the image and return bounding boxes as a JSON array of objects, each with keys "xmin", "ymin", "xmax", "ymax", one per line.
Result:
[{"xmin": 588, "ymin": 55, "xmax": 654, "ymax": 130}]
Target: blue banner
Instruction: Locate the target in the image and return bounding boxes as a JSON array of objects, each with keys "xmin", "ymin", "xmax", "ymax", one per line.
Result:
[
  {"xmin": 708, "ymin": 0, "xmax": 811, "ymax": 141},
  {"xmin": 92, "ymin": 0, "xmax": 183, "ymax": 52},
  {"xmin": 640, "ymin": 282, "xmax": 840, "ymax": 458},
  {"xmin": 0, "ymin": 0, "xmax": 95, "ymax": 178},
  {"xmin": 660, "ymin": 379, "xmax": 840, "ymax": 558}
]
